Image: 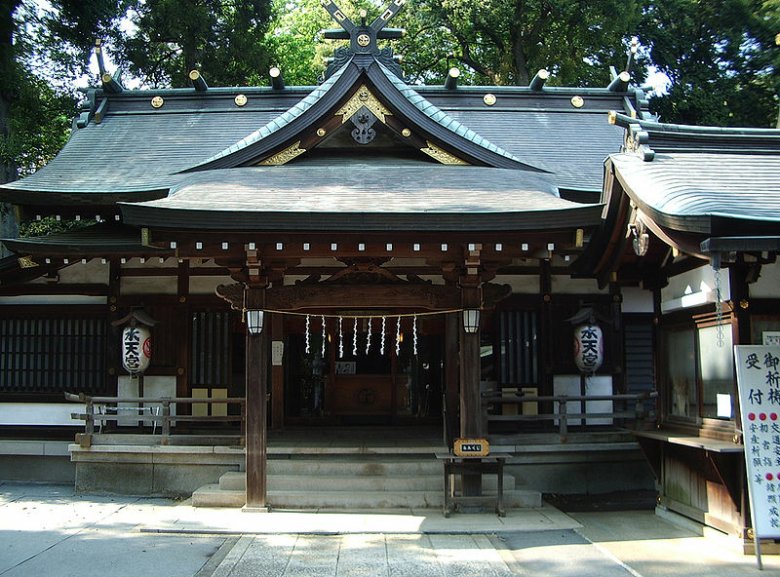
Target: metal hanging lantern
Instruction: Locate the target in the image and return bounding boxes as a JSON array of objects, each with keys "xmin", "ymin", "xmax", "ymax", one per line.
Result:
[
  {"xmin": 462, "ymin": 309, "xmax": 480, "ymax": 334},
  {"xmin": 245, "ymin": 309, "xmax": 265, "ymax": 335}
]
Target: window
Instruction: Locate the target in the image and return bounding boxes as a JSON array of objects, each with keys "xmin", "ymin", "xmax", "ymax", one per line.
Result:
[
  {"xmin": 0, "ymin": 315, "xmax": 108, "ymax": 395},
  {"xmin": 663, "ymin": 327, "xmax": 697, "ymax": 418},
  {"xmin": 190, "ymin": 311, "xmax": 234, "ymax": 387},
  {"xmin": 497, "ymin": 310, "xmax": 538, "ymax": 386},
  {"xmin": 698, "ymin": 324, "xmax": 734, "ymax": 419},
  {"xmin": 661, "ymin": 313, "xmax": 734, "ymax": 422}
]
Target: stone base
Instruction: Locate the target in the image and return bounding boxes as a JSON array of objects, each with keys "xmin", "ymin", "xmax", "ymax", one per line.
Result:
[{"xmin": 70, "ymin": 444, "xmax": 244, "ymax": 497}]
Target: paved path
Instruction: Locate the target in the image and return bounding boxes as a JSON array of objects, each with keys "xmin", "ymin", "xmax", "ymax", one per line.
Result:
[
  {"xmin": 209, "ymin": 534, "xmax": 515, "ymax": 577},
  {"xmin": 2, "ymin": 483, "xmax": 780, "ymax": 577}
]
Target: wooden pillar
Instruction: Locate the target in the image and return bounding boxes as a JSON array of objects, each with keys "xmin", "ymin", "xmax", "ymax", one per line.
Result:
[
  {"xmin": 245, "ymin": 289, "xmax": 269, "ymax": 511},
  {"xmin": 609, "ymin": 279, "xmax": 626, "ymax": 394},
  {"xmin": 176, "ymin": 259, "xmax": 190, "ymax": 398},
  {"xmin": 539, "ymin": 259, "xmax": 554, "ymax": 399},
  {"xmin": 271, "ymin": 313, "xmax": 284, "ymax": 431},
  {"xmin": 459, "ymin": 325, "xmax": 482, "ymax": 438},
  {"xmin": 460, "ymin": 286, "xmax": 482, "ymax": 496},
  {"xmin": 108, "ymin": 259, "xmax": 121, "ymax": 395},
  {"xmin": 729, "ymin": 264, "xmax": 752, "ymax": 345},
  {"xmin": 444, "ymin": 312, "xmax": 459, "ymax": 446}
]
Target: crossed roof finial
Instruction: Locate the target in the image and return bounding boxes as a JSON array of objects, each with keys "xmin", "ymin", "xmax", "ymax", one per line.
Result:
[{"xmin": 321, "ymin": 0, "xmax": 406, "ymax": 54}]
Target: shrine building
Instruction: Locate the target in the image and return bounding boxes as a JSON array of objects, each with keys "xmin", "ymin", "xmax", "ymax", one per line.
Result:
[{"xmin": 1, "ymin": 0, "xmax": 780, "ymax": 540}]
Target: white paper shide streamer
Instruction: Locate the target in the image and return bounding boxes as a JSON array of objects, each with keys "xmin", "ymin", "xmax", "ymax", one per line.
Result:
[
  {"xmin": 353, "ymin": 317, "xmax": 358, "ymax": 356},
  {"xmin": 395, "ymin": 316, "xmax": 401, "ymax": 356},
  {"xmin": 413, "ymin": 315, "xmax": 418, "ymax": 356},
  {"xmin": 380, "ymin": 316, "xmax": 386, "ymax": 355},
  {"xmin": 338, "ymin": 316, "xmax": 344, "ymax": 358},
  {"xmin": 305, "ymin": 314, "xmax": 311, "ymax": 354},
  {"xmin": 321, "ymin": 315, "xmax": 326, "ymax": 356}
]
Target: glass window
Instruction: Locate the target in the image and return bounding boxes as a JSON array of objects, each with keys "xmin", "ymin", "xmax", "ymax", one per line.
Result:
[
  {"xmin": 698, "ymin": 324, "xmax": 734, "ymax": 419},
  {"xmin": 663, "ymin": 327, "xmax": 697, "ymax": 418}
]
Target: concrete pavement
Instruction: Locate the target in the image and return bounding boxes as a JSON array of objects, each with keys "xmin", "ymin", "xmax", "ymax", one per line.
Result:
[{"xmin": 2, "ymin": 482, "xmax": 780, "ymax": 577}]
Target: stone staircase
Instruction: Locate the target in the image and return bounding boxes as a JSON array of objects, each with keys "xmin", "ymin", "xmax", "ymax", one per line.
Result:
[{"xmin": 191, "ymin": 455, "xmax": 542, "ymax": 509}]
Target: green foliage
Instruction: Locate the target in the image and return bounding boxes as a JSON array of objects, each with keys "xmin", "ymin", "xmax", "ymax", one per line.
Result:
[
  {"xmin": 18, "ymin": 217, "xmax": 94, "ymax": 239},
  {"xmin": 113, "ymin": 0, "xmax": 275, "ymax": 88},
  {"xmin": 394, "ymin": 0, "xmax": 644, "ymax": 87},
  {"xmin": 2, "ymin": 73, "xmax": 75, "ymax": 177},
  {"xmin": 639, "ymin": 0, "xmax": 779, "ymax": 127},
  {"xmin": 265, "ymin": 0, "xmax": 332, "ymax": 85},
  {"xmin": 2, "ymin": 1, "xmax": 126, "ymax": 185}
]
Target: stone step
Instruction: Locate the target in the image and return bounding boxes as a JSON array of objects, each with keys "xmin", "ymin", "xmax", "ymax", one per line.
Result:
[
  {"xmin": 265, "ymin": 459, "xmax": 442, "ymax": 477},
  {"xmin": 218, "ymin": 471, "xmax": 517, "ymax": 492},
  {"xmin": 192, "ymin": 486, "xmax": 542, "ymax": 509},
  {"xmin": 192, "ymin": 484, "xmax": 245, "ymax": 508}
]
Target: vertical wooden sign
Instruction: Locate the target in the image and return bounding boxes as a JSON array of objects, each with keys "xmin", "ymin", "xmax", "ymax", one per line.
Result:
[{"xmin": 735, "ymin": 344, "xmax": 780, "ymax": 569}]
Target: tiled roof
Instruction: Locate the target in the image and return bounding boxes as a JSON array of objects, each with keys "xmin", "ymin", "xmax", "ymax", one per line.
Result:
[
  {"xmin": 119, "ymin": 165, "xmax": 602, "ymax": 231},
  {"xmin": 0, "ymin": 65, "xmax": 637, "ymax": 204},
  {"xmin": 609, "ymin": 152, "xmax": 780, "ymax": 233}
]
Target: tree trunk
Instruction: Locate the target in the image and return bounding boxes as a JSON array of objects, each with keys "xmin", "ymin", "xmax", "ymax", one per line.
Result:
[
  {"xmin": 1, "ymin": 3, "xmax": 21, "ymax": 258},
  {"xmin": 1, "ymin": 1, "xmax": 21, "ymax": 185}
]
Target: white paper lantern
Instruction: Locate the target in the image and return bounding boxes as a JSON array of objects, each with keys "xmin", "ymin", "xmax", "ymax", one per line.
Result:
[
  {"xmin": 574, "ymin": 324, "xmax": 603, "ymax": 374},
  {"xmin": 121, "ymin": 325, "xmax": 152, "ymax": 374}
]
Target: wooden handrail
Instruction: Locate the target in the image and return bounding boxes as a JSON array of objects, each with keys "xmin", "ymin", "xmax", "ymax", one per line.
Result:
[
  {"xmin": 481, "ymin": 391, "xmax": 658, "ymax": 402},
  {"xmin": 480, "ymin": 389, "xmax": 657, "ymax": 441},
  {"xmin": 65, "ymin": 392, "xmax": 246, "ymax": 447},
  {"xmin": 65, "ymin": 393, "xmax": 246, "ymax": 404}
]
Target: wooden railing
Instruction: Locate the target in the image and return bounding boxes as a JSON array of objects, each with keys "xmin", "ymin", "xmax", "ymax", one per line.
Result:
[
  {"xmin": 64, "ymin": 392, "xmax": 245, "ymax": 447},
  {"xmin": 481, "ymin": 389, "xmax": 657, "ymax": 441}
]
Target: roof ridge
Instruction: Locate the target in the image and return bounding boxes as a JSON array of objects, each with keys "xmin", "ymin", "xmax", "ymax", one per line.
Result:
[
  {"xmin": 374, "ymin": 61, "xmax": 548, "ymax": 171},
  {"xmin": 184, "ymin": 60, "xmax": 353, "ymax": 171}
]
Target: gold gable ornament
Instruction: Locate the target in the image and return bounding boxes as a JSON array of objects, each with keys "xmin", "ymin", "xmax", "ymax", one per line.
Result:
[
  {"xmin": 335, "ymin": 85, "xmax": 392, "ymax": 124},
  {"xmin": 421, "ymin": 141, "xmax": 469, "ymax": 165},
  {"xmin": 258, "ymin": 141, "xmax": 306, "ymax": 166}
]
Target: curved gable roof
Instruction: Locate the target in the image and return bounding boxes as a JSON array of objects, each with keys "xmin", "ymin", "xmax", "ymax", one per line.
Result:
[
  {"xmin": 607, "ymin": 114, "xmax": 780, "ymax": 234},
  {"xmin": 183, "ymin": 55, "xmax": 548, "ymax": 173}
]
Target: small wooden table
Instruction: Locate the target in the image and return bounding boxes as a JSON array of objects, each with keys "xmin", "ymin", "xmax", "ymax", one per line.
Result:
[{"xmin": 435, "ymin": 453, "xmax": 506, "ymax": 517}]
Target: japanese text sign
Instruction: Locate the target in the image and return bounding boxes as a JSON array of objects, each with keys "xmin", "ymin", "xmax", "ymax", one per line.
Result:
[{"xmin": 735, "ymin": 345, "xmax": 780, "ymax": 537}]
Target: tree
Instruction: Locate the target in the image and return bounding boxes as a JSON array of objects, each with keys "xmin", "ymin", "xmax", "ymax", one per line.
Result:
[
  {"xmin": 394, "ymin": 0, "xmax": 644, "ymax": 87},
  {"xmin": 113, "ymin": 0, "xmax": 275, "ymax": 88},
  {"xmin": 638, "ymin": 0, "xmax": 779, "ymax": 127},
  {"xmin": 1, "ymin": 1, "xmax": 125, "ymax": 257},
  {"xmin": 265, "ymin": 0, "xmax": 333, "ymax": 86}
]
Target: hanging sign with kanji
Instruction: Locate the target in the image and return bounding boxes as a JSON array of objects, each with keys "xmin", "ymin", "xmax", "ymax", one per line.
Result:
[{"xmin": 735, "ymin": 345, "xmax": 780, "ymax": 537}]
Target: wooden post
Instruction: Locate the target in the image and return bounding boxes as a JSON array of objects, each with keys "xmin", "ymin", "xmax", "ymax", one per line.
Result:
[
  {"xmin": 244, "ymin": 289, "xmax": 269, "ymax": 511},
  {"xmin": 460, "ymin": 324, "xmax": 482, "ymax": 438},
  {"xmin": 444, "ymin": 312, "xmax": 459, "ymax": 446},
  {"xmin": 460, "ymin": 286, "xmax": 482, "ymax": 497},
  {"xmin": 271, "ymin": 313, "xmax": 285, "ymax": 431}
]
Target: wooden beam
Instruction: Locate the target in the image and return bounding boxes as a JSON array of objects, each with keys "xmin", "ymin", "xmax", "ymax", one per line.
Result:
[{"xmin": 266, "ymin": 283, "xmax": 460, "ymax": 311}]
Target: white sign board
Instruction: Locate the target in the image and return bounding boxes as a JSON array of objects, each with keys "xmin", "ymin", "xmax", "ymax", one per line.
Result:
[{"xmin": 735, "ymin": 345, "xmax": 780, "ymax": 538}]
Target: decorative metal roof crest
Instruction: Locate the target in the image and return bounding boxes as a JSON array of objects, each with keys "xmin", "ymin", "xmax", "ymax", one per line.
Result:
[{"xmin": 321, "ymin": 0, "xmax": 406, "ymax": 81}]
